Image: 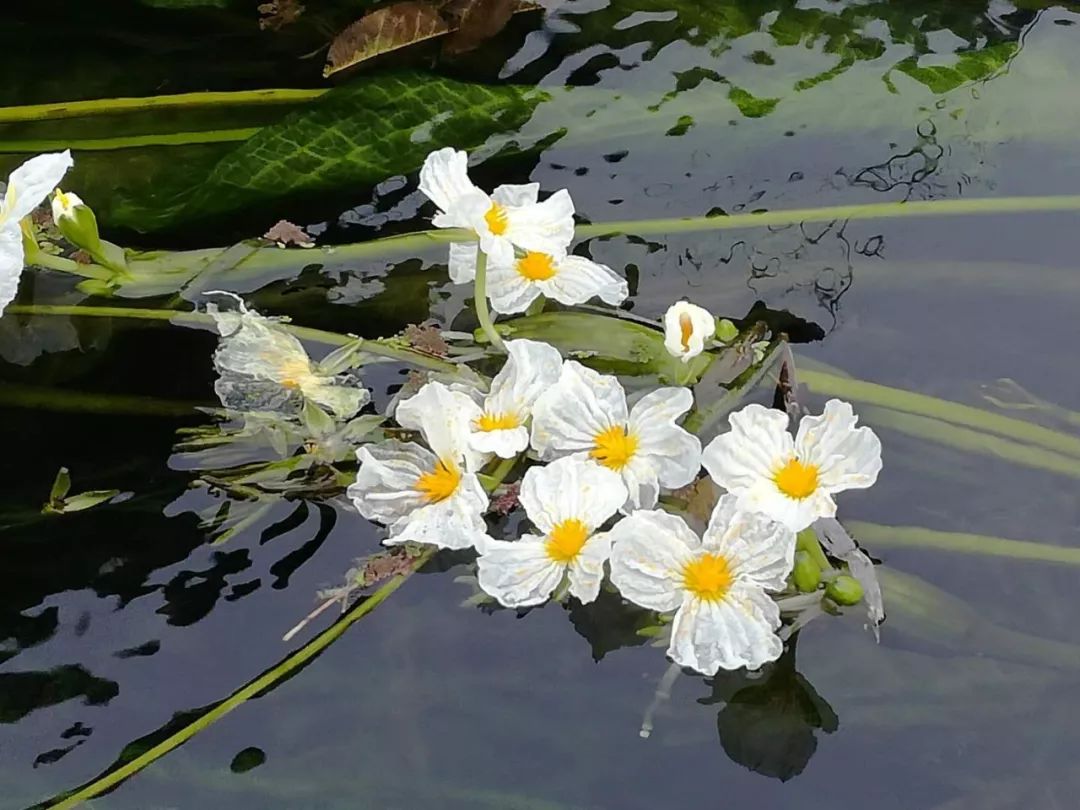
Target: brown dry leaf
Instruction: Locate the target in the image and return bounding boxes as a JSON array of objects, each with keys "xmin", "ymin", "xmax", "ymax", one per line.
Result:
[
  {"xmin": 258, "ymin": 0, "xmax": 305, "ymax": 31},
  {"xmin": 263, "ymin": 219, "xmax": 315, "ymax": 248},
  {"xmin": 360, "ymin": 547, "xmax": 425, "ymax": 587},
  {"xmin": 324, "ymin": 2, "xmax": 449, "ymax": 77},
  {"xmin": 403, "ymin": 322, "xmax": 449, "ymax": 356},
  {"xmin": 441, "ymin": 0, "xmax": 517, "ymax": 55},
  {"xmin": 490, "ymin": 481, "xmax": 521, "ymax": 515}
]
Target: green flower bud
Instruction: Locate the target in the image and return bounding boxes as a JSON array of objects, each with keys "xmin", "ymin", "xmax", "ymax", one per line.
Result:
[
  {"xmin": 715, "ymin": 318, "xmax": 739, "ymax": 344},
  {"xmin": 826, "ymin": 574, "xmax": 865, "ymax": 606},
  {"xmin": 792, "ymin": 550, "xmax": 822, "ymax": 592},
  {"xmin": 51, "ymin": 189, "xmax": 103, "ymax": 254}
]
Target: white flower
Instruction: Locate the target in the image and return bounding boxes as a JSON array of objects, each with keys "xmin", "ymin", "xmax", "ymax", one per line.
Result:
[
  {"xmin": 484, "ymin": 249, "xmax": 628, "ymax": 314},
  {"xmin": 348, "ymin": 381, "xmax": 490, "ymax": 550},
  {"xmin": 209, "ymin": 299, "xmax": 368, "ymax": 419},
  {"xmin": 663, "ymin": 301, "xmax": 716, "ymax": 363},
  {"xmin": 530, "ymin": 360, "xmax": 701, "ymax": 510},
  {"xmin": 702, "ymin": 400, "xmax": 882, "ymax": 533},
  {"xmin": 0, "ymin": 150, "xmax": 73, "ymax": 315},
  {"xmin": 470, "ymin": 338, "xmax": 563, "ymax": 458},
  {"xmin": 418, "ymin": 147, "xmax": 574, "ymax": 280},
  {"xmin": 477, "ymin": 456, "xmax": 627, "ymax": 607},
  {"xmin": 608, "ymin": 495, "xmax": 796, "ymax": 674}
]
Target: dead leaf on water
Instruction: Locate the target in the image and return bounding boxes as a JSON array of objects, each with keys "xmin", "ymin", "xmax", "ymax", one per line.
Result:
[{"xmin": 324, "ymin": 2, "xmax": 449, "ymax": 77}]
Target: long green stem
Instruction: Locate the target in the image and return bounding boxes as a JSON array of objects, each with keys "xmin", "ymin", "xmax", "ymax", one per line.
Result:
[
  {"xmin": 4, "ymin": 304, "xmax": 459, "ymax": 374},
  {"xmin": 472, "ymin": 247, "xmax": 505, "ymax": 352},
  {"xmin": 0, "ymin": 383, "xmax": 205, "ymax": 417},
  {"xmin": 0, "ymin": 89, "xmax": 327, "ymax": 124},
  {"xmin": 800, "ymin": 369, "xmax": 1080, "ymax": 460},
  {"xmin": 25, "ymin": 249, "xmax": 112, "ymax": 280},
  {"xmin": 42, "ymin": 551, "xmax": 432, "ymax": 810},
  {"xmin": 0, "ymin": 129, "xmax": 260, "ymax": 154},
  {"xmin": 850, "ymin": 522, "xmax": 1080, "ymax": 567}
]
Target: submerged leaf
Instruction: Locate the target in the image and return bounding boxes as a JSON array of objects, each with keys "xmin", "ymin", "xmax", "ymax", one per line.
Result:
[
  {"xmin": 258, "ymin": 0, "xmax": 305, "ymax": 31},
  {"xmin": 324, "ymin": 2, "xmax": 450, "ymax": 77},
  {"xmin": 442, "ymin": 0, "xmax": 517, "ymax": 55}
]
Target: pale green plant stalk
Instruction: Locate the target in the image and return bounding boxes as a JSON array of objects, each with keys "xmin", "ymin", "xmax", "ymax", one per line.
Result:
[
  {"xmin": 472, "ymin": 246, "xmax": 505, "ymax": 352},
  {"xmin": 849, "ymin": 523, "xmax": 1080, "ymax": 567}
]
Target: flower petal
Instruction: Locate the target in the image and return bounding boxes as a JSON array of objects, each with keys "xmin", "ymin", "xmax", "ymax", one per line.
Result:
[
  {"xmin": 397, "ymin": 381, "xmax": 486, "ymax": 472},
  {"xmin": 348, "ymin": 441, "xmax": 433, "ymax": 524},
  {"xmin": 795, "ymin": 399, "xmax": 883, "ymax": 493},
  {"xmin": 608, "ymin": 510, "xmax": 697, "ymax": 612},
  {"xmin": 419, "ymin": 147, "xmax": 476, "ymax": 224},
  {"xmin": 567, "ymin": 533, "xmax": 612, "ymax": 605},
  {"xmin": 486, "ymin": 257, "xmax": 540, "ymax": 314},
  {"xmin": 668, "ymin": 585, "xmax": 783, "ymax": 674},
  {"xmin": 531, "ymin": 360, "xmax": 628, "ymax": 458},
  {"xmin": 0, "ymin": 225, "xmax": 25, "ymax": 315},
  {"xmin": 304, "ymin": 379, "xmax": 369, "ymax": 420},
  {"xmin": 701, "ymin": 403, "xmax": 793, "ymax": 493},
  {"xmin": 491, "ymin": 183, "xmax": 539, "ymax": 207},
  {"xmin": 477, "ymin": 537, "xmax": 563, "ymax": 607},
  {"xmin": 629, "ymin": 387, "xmax": 702, "ymax": 490},
  {"xmin": 538, "ymin": 255, "xmax": 628, "ymax": 307},
  {"xmin": 448, "ymin": 241, "xmax": 479, "ymax": 284},
  {"xmin": 519, "ymin": 455, "xmax": 627, "ymax": 534},
  {"xmin": 469, "ymin": 425, "xmax": 529, "ymax": 458},
  {"xmin": 504, "ymin": 189, "xmax": 575, "ymax": 255},
  {"xmin": 2, "ymin": 151, "xmax": 74, "ymax": 222},
  {"xmin": 703, "ymin": 494, "xmax": 796, "ymax": 591},
  {"xmin": 485, "ymin": 339, "xmax": 563, "ymax": 423}
]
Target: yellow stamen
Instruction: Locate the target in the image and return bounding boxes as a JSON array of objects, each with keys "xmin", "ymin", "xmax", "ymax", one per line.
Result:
[
  {"xmin": 544, "ymin": 518, "xmax": 590, "ymax": 563},
  {"xmin": 484, "ymin": 203, "xmax": 509, "ymax": 235},
  {"xmin": 591, "ymin": 424, "xmax": 638, "ymax": 471},
  {"xmin": 54, "ymin": 189, "xmax": 72, "ymax": 212},
  {"xmin": 415, "ymin": 458, "xmax": 461, "ymax": 503},
  {"xmin": 475, "ymin": 411, "xmax": 520, "ymax": 431},
  {"xmin": 679, "ymin": 312, "xmax": 694, "ymax": 351},
  {"xmin": 682, "ymin": 553, "xmax": 734, "ymax": 601},
  {"xmin": 773, "ymin": 457, "xmax": 819, "ymax": 500},
  {"xmin": 515, "ymin": 251, "xmax": 557, "ymax": 281},
  {"xmin": 277, "ymin": 357, "xmax": 313, "ymax": 390}
]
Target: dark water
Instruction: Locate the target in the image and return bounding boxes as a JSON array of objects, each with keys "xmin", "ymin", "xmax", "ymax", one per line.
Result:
[{"xmin": 3, "ymin": 1, "xmax": 1080, "ymax": 807}]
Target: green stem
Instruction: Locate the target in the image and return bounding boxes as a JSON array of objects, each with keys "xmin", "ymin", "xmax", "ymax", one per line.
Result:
[
  {"xmin": 0, "ymin": 129, "xmax": 260, "ymax": 154},
  {"xmin": 0, "ymin": 383, "xmax": 205, "ymax": 417},
  {"xmin": 25, "ymin": 249, "xmax": 112, "ymax": 281},
  {"xmin": 851, "ymin": 522, "xmax": 1080, "ymax": 567},
  {"xmin": 684, "ymin": 342, "xmax": 783, "ymax": 435},
  {"xmin": 42, "ymin": 549, "xmax": 433, "ymax": 810},
  {"xmin": 0, "ymin": 88, "xmax": 327, "ymax": 124},
  {"xmin": 797, "ymin": 528, "xmax": 833, "ymax": 572},
  {"xmin": 472, "ymin": 247, "xmax": 505, "ymax": 352},
  {"xmin": 800, "ymin": 369, "xmax": 1080, "ymax": 460},
  {"xmin": 4, "ymin": 304, "xmax": 459, "ymax": 374}
]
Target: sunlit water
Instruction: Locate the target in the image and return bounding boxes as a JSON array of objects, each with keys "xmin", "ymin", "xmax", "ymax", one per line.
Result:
[{"xmin": 2, "ymin": 2, "xmax": 1080, "ymax": 808}]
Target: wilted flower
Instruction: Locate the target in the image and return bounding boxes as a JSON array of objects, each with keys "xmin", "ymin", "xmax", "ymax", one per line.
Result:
[
  {"xmin": 530, "ymin": 360, "xmax": 701, "ymax": 510},
  {"xmin": 663, "ymin": 301, "xmax": 716, "ymax": 363},
  {"xmin": 477, "ymin": 456, "xmax": 627, "ymax": 607},
  {"xmin": 209, "ymin": 297, "xmax": 368, "ymax": 419},
  {"xmin": 485, "ymin": 249, "xmax": 628, "ymax": 314},
  {"xmin": 702, "ymin": 400, "xmax": 882, "ymax": 532},
  {"xmin": 608, "ymin": 495, "xmax": 796, "ymax": 674},
  {"xmin": 470, "ymin": 338, "xmax": 563, "ymax": 458},
  {"xmin": 419, "ymin": 147, "xmax": 574, "ymax": 280},
  {"xmin": 349, "ymin": 381, "xmax": 490, "ymax": 550},
  {"xmin": 0, "ymin": 150, "xmax": 73, "ymax": 314}
]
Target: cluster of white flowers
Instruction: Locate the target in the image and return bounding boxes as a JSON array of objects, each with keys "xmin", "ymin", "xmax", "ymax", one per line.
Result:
[{"xmin": 341, "ymin": 147, "xmax": 885, "ymax": 677}]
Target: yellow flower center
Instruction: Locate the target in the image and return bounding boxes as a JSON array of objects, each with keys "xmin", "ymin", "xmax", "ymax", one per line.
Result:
[
  {"xmin": 591, "ymin": 424, "xmax": 638, "ymax": 471},
  {"xmin": 484, "ymin": 202, "xmax": 509, "ymax": 236},
  {"xmin": 54, "ymin": 189, "xmax": 73, "ymax": 213},
  {"xmin": 475, "ymin": 411, "xmax": 520, "ymax": 431},
  {"xmin": 682, "ymin": 553, "xmax": 734, "ymax": 601},
  {"xmin": 277, "ymin": 357, "xmax": 313, "ymax": 390},
  {"xmin": 773, "ymin": 457, "xmax": 819, "ymax": 500},
  {"xmin": 679, "ymin": 312, "xmax": 694, "ymax": 351},
  {"xmin": 515, "ymin": 251, "xmax": 557, "ymax": 281},
  {"xmin": 544, "ymin": 518, "xmax": 590, "ymax": 563},
  {"xmin": 415, "ymin": 458, "xmax": 461, "ymax": 503}
]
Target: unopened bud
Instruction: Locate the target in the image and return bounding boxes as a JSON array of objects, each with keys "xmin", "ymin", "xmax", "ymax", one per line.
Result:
[
  {"xmin": 792, "ymin": 550, "xmax": 822, "ymax": 592},
  {"xmin": 51, "ymin": 189, "xmax": 102, "ymax": 254},
  {"xmin": 826, "ymin": 574, "xmax": 864, "ymax": 606}
]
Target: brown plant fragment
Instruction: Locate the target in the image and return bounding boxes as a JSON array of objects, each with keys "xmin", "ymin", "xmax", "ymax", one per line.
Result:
[
  {"xmin": 441, "ymin": 0, "xmax": 517, "ymax": 55},
  {"xmin": 403, "ymin": 322, "xmax": 449, "ymax": 357},
  {"xmin": 670, "ymin": 477, "xmax": 719, "ymax": 525},
  {"xmin": 490, "ymin": 481, "xmax": 521, "ymax": 516},
  {"xmin": 258, "ymin": 0, "xmax": 305, "ymax": 31},
  {"xmin": 263, "ymin": 219, "xmax": 315, "ymax": 248}
]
